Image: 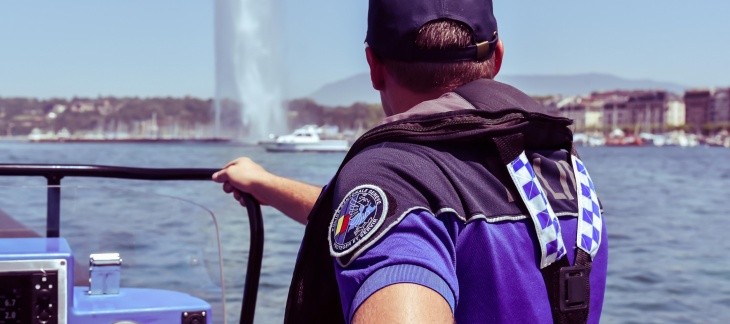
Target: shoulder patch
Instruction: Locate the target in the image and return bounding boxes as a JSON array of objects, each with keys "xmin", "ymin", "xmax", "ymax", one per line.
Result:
[{"xmin": 328, "ymin": 184, "xmax": 388, "ymax": 258}]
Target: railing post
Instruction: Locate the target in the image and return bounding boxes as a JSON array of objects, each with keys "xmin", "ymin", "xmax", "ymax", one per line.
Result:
[
  {"xmin": 46, "ymin": 175, "xmax": 63, "ymax": 238},
  {"xmin": 240, "ymin": 192, "xmax": 263, "ymax": 324}
]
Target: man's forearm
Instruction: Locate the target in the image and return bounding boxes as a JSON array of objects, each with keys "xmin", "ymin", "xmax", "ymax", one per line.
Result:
[
  {"xmin": 255, "ymin": 175, "xmax": 321, "ymax": 224},
  {"xmin": 213, "ymin": 157, "xmax": 322, "ymax": 225}
]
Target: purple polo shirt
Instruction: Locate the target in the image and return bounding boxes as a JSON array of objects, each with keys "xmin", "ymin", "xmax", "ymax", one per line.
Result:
[{"xmin": 334, "ymin": 209, "xmax": 608, "ymax": 323}]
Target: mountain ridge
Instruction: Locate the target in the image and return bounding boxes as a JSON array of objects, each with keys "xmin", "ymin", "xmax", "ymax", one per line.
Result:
[{"xmin": 307, "ymin": 72, "xmax": 690, "ymax": 106}]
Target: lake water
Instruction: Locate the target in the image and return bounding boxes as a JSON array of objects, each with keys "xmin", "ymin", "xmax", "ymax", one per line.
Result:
[{"xmin": 0, "ymin": 141, "xmax": 729, "ymax": 324}]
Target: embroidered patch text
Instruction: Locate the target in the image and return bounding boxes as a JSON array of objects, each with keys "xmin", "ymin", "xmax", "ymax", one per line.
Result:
[{"xmin": 329, "ymin": 185, "xmax": 388, "ymax": 257}]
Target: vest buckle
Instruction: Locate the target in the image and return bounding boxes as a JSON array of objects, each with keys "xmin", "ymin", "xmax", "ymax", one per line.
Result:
[{"xmin": 559, "ymin": 265, "xmax": 589, "ymax": 312}]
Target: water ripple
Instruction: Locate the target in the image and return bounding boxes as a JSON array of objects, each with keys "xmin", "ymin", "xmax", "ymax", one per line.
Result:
[{"xmin": 3, "ymin": 143, "xmax": 730, "ymax": 323}]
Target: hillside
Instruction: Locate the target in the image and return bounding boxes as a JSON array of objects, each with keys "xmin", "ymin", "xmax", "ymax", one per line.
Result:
[{"xmin": 307, "ymin": 72, "xmax": 689, "ymax": 106}]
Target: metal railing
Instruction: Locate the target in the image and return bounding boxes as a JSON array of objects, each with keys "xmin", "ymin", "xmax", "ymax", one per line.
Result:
[{"xmin": 0, "ymin": 164, "xmax": 263, "ymax": 324}]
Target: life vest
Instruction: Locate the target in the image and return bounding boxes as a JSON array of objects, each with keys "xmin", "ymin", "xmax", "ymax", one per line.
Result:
[{"xmin": 283, "ymin": 79, "xmax": 602, "ymax": 324}]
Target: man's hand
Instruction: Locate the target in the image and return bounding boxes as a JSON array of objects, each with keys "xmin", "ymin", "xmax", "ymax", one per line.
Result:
[
  {"xmin": 213, "ymin": 157, "xmax": 275, "ymax": 205},
  {"xmin": 212, "ymin": 157, "xmax": 322, "ymax": 225}
]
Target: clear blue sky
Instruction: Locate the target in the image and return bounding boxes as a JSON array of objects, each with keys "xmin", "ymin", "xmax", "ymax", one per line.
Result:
[{"xmin": 1, "ymin": 0, "xmax": 729, "ymax": 99}]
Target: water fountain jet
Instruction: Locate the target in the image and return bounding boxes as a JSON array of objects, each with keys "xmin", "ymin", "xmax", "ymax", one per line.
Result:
[{"xmin": 214, "ymin": 0, "xmax": 286, "ymax": 142}]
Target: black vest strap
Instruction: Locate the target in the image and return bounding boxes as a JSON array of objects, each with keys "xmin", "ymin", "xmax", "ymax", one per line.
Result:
[
  {"xmin": 492, "ymin": 133, "xmax": 524, "ymax": 165},
  {"xmin": 542, "ymin": 249, "xmax": 592, "ymax": 324},
  {"xmin": 492, "ymin": 135, "xmax": 591, "ymax": 324}
]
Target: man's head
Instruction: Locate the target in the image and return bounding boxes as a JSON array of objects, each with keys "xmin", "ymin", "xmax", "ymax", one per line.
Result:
[{"xmin": 365, "ymin": 0, "xmax": 504, "ymax": 114}]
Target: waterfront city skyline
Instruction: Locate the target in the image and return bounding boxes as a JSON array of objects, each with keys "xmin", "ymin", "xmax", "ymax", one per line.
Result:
[{"xmin": 1, "ymin": 0, "xmax": 729, "ymax": 99}]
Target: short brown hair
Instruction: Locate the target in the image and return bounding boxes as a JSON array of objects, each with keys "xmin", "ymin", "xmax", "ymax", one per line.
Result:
[{"xmin": 383, "ymin": 19, "xmax": 495, "ymax": 93}]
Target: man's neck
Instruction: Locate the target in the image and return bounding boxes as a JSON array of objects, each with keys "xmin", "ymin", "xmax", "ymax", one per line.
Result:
[{"xmin": 382, "ymin": 85, "xmax": 446, "ymax": 116}]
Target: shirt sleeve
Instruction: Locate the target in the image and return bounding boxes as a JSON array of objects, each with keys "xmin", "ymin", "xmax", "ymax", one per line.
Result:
[{"xmin": 334, "ymin": 209, "xmax": 458, "ymax": 323}]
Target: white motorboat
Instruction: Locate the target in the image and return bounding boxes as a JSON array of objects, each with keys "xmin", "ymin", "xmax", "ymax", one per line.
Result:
[{"xmin": 259, "ymin": 125, "xmax": 350, "ymax": 153}]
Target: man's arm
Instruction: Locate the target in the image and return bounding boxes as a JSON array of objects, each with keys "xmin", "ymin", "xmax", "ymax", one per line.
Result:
[
  {"xmin": 353, "ymin": 283, "xmax": 454, "ymax": 324},
  {"xmin": 212, "ymin": 157, "xmax": 321, "ymax": 224}
]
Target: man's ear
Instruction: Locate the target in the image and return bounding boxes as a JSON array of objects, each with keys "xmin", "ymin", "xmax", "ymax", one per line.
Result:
[
  {"xmin": 492, "ymin": 39, "xmax": 504, "ymax": 78},
  {"xmin": 366, "ymin": 46, "xmax": 386, "ymax": 91}
]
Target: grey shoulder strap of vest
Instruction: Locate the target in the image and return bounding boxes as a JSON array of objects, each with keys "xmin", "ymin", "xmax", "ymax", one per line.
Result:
[{"xmin": 492, "ymin": 134, "xmax": 593, "ymax": 324}]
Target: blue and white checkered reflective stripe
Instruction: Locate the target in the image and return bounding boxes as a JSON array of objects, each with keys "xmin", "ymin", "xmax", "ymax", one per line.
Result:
[
  {"xmin": 507, "ymin": 152, "xmax": 567, "ymax": 269},
  {"xmin": 571, "ymin": 155, "xmax": 602, "ymax": 259}
]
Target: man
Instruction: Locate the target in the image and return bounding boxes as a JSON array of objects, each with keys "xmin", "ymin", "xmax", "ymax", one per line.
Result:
[{"xmin": 213, "ymin": 0, "xmax": 607, "ymax": 323}]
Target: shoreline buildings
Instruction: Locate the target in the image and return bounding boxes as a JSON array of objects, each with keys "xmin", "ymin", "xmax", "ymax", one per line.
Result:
[{"xmin": 555, "ymin": 88, "xmax": 729, "ymax": 136}]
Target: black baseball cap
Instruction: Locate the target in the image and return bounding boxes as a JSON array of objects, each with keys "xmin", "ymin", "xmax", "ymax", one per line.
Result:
[{"xmin": 366, "ymin": 0, "xmax": 499, "ymax": 62}]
